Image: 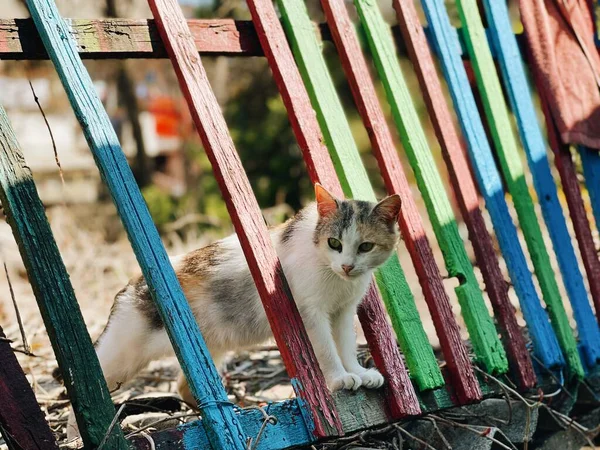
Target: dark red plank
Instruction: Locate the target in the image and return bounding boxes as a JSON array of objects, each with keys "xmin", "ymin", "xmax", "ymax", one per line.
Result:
[
  {"xmin": 320, "ymin": 0, "xmax": 485, "ymax": 401},
  {"xmin": 0, "ymin": 326, "xmax": 58, "ymax": 450},
  {"xmin": 389, "ymin": 0, "xmax": 536, "ymax": 390},
  {"xmin": 147, "ymin": 0, "xmax": 343, "ymax": 438},
  {"xmin": 536, "ymin": 82, "xmax": 600, "ymax": 320},
  {"xmin": 244, "ymin": 0, "xmax": 420, "ymax": 418}
]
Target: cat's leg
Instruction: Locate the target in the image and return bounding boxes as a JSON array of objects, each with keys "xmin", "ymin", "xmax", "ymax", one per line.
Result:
[
  {"xmin": 176, "ymin": 352, "xmax": 224, "ymax": 407},
  {"xmin": 66, "ymin": 303, "xmax": 174, "ymax": 441},
  {"xmin": 303, "ymin": 311, "xmax": 362, "ymax": 391},
  {"xmin": 332, "ymin": 306, "xmax": 384, "ymax": 389}
]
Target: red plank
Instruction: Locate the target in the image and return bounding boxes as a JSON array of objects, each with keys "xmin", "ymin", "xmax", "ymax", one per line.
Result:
[
  {"xmin": 320, "ymin": 0, "xmax": 484, "ymax": 401},
  {"xmin": 243, "ymin": 0, "xmax": 420, "ymax": 418},
  {"xmin": 389, "ymin": 0, "xmax": 536, "ymax": 390},
  {"xmin": 0, "ymin": 326, "xmax": 58, "ymax": 450},
  {"xmin": 147, "ymin": 0, "xmax": 342, "ymax": 438}
]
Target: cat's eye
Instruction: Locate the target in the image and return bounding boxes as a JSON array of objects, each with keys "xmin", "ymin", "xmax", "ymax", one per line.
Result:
[
  {"xmin": 358, "ymin": 242, "xmax": 374, "ymax": 253},
  {"xmin": 328, "ymin": 238, "xmax": 342, "ymax": 251}
]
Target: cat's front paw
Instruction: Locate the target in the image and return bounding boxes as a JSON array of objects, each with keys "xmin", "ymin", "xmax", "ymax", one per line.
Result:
[
  {"xmin": 329, "ymin": 372, "xmax": 362, "ymax": 391},
  {"xmin": 358, "ymin": 368, "xmax": 384, "ymax": 389}
]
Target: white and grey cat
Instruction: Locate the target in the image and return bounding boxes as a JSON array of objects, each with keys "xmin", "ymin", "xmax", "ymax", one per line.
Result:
[{"xmin": 67, "ymin": 184, "xmax": 401, "ymax": 438}]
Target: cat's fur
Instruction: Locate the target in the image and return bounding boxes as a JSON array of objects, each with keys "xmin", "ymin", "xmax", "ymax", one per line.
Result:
[{"xmin": 67, "ymin": 184, "xmax": 401, "ymax": 439}]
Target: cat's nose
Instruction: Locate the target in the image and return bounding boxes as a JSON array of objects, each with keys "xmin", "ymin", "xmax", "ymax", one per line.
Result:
[{"xmin": 341, "ymin": 264, "xmax": 354, "ymax": 275}]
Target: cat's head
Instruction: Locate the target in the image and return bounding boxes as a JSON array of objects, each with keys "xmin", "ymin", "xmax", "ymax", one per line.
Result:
[{"xmin": 313, "ymin": 184, "xmax": 401, "ymax": 280}]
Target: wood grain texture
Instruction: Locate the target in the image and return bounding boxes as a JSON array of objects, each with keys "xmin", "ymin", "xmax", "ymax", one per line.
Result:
[
  {"xmin": 0, "ymin": 324, "xmax": 58, "ymax": 450},
  {"xmin": 25, "ymin": 1, "xmax": 247, "ymax": 448},
  {"xmin": 482, "ymin": 0, "xmax": 600, "ymax": 371},
  {"xmin": 354, "ymin": 0, "xmax": 507, "ymax": 377},
  {"xmin": 535, "ymin": 73, "xmax": 600, "ymax": 329},
  {"xmin": 148, "ymin": 0, "xmax": 343, "ymax": 439},
  {"xmin": 579, "ymin": 146, "xmax": 600, "ymax": 242},
  {"xmin": 277, "ymin": 0, "xmax": 438, "ymax": 400},
  {"xmin": 388, "ymin": 0, "xmax": 536, "ymax": 390},
  {"xmin": 0, "ymin": 18, "xmax": 263, "ymax": 58},
  {"xmin": 454, "ymin": 0, "xmax": 584, "ymax": 378},
  {"xmin": 319, "ymin": 0, "xmax": 486, "ymax": 401},
  {"xmin": 419, "ymin": 0, "xmax": 565, "ymax": 375},
  {"xmin": 0, "ymin": 105, "xmax": 127, "ymax": 448}
]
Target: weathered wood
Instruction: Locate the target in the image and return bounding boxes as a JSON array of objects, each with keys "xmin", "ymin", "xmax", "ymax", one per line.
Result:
[
  {"xmin": 25, "ymin": 1, "xmax": 248, "ymax": 448},
  {"xmin": 0, "ymin": 18, "xmax": 264, "ymax": 58},
  {"xmin": 536, "ymin": 78, "xmax": 600, "ymax": 327},
  {"xmin": 454, "ymin": 0, "xmax": 584, "ymax": 378},
  {"xmin": 579, "ymin": 146, "xmax": 600, "ymax": 240},
  {"xmin": 0, "ymin": 324, "xmax": 58, "ymax": 450},
  {"xmin": 318, "ymin": 0, "xmax": 483, "ymax": 402},
  {"xmin": 277, "ymin": 0, "xmax": 438, "ymax": 404},
  {"xmin": 389, "ymin": 0, "xmax": 536, "ymax": 390},
  {"xmin": 419, "ymin": 0, "xmax": 564, "ymax": 375},
  {"xmin": 354, "ymin": 0, "xmax": 507, "ymax": 377},
  {"xmin": 0, "ymin": 105, "xmax": 127, "ymax": 448},
  {"xmin": 148, "ymin": 0, "xmax": 343, "ymax": 440},
  {"xmin": 482, "ymin": 0, "xmax": 600, "ymax": 370},
  {"xmin": 132, "ymin": 400, "xmax": 313, "ymax": 450}
]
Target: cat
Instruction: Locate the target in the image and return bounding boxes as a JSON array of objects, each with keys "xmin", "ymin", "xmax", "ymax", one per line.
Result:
[{"xmin": 66, "ymin": 184, "xmax": 401, "ymax": 439}]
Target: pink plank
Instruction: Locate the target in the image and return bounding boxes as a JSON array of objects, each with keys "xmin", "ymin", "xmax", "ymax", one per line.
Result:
[
  {"xmin": 147, "ymin": 0, "xmax": 342, "ymax": 438},
  {"xmin": 389, "ymin": 0, "xmax": 536, "ymax": 389},
  {"xmin": 244, "ymin": 0, "xmax": 420, "ymax": 418},
  {"xmin": 321, "ymin": 0, "xmax": 484, "ymax": 401}
]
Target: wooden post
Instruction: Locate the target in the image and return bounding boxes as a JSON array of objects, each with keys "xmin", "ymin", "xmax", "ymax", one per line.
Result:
[
  {"xmin": 419, "ymin": 0, "xmax": 565, "ymax": 375},
  {"xmin": 147, "ymin": 0, "xmax": 343, "ymax": 439},
  {"xmin": 482, "ymin": 0, "xmax": 600, "ymax": 371},
  {"xmin": 0, "ymin": 105, "xmax": 128, "ymax": 448},
  {"xmin": 454, "ymin": 0, "xmax": 584, "ymax": 378},
  {"xmin": 353, "ymin": 0, "xmax": 508, "ymax": 376},
  {"xmin": 24, "ymin": 1, "xmax": 248, "ymax": 448},
  {"xmin": 0, "ymin": 325, "xmax": 58, "ymax": 450},
  {"xmin": 387, "ymin": 0, "xmax": 536, "ymax": 389}
]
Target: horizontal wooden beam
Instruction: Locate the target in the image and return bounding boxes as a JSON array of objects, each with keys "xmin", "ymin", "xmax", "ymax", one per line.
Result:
[{"xmin": 0, "ymin": 18, "xmax": 501, "ymax": 60}]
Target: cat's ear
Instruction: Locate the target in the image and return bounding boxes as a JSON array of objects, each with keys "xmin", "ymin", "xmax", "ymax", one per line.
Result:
[
  {"xmin": 372, "ymin": 194, "xmax": 402, "ymax": 225},
  {"xmin": 315, "ymin": 183, "xmax": 339, "ymax": 218}
]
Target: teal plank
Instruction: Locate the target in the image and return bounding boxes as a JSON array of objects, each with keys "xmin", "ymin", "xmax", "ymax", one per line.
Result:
[{"xmin": 25, "ymin": 0, "xmax": 247, "ymax": 448}]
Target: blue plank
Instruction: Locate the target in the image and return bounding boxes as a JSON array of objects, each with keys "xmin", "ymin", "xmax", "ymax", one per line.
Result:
[
  {"xmin": 419, "ymin": 0, "xmax": 564, "ymax": 370},
  {"xmin": 24, "ymin": 1, "xmax": 247, "ymax": 448},
  {"xmin": 483, "ymin": 0, "xmax": 600, "ymax": 370},
  {"xmin": 580, "ymin": 146, "xmax": 600, "ymax": 236}
]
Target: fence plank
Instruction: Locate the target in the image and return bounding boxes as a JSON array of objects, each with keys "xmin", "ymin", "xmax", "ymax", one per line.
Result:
[
  {"xmin": 579, "ymin": 146, "xmax": 600, "ymax": 238},
  {"xmin": 420, "ymin": 0, "xmax": 565, "ymax": 375},
  {"xmin": 483, "ymin": 0, "xmax": 600, "ymax": 370},
  {"xmin": 0, "ymin": 18, "xmax": 263, "ymax": 58},
  {"xmin": 148, "ymin": 0, "xmax": 343, "ymax": 439},
  {"xmin": 277, "ymin": 0, "xmax": 440, "ymax": 399},
  {"xmin": 316, "ymin": 0, "xmax": 485, "ymax": 401},
  {"xmin": 25, "ymin": 1, "xmax": 248, "ymax": 448},
  {"xmin": 536, "ymin": 87, "xmax": 600, "ymax": 329},
  {"xmin": 354, "ymin": 0, "xmax": 508, "ymax": 376},
  {"xmin": 0, "ymin": 105, "xmax": 127, "ymax": 448},
  {"xmin": 389, "ymin": 0, "xmax": 535, "ymax": 389},
  {"xmin": 243, "ymin": 0, "xmax": 420, "ymax": 421},
  {"xmin": 454, "ymin": 0, "xmax": 584, "ymax": 378},
  {"xmin": 0, "ymin": 325, "xmax": 58, "ymax": 450}
]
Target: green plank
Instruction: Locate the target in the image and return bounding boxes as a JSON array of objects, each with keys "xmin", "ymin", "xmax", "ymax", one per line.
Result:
[
  {"xmin": 353, "ymin": 0, "xmax": 508, "ymax": 374},
  {"xmin": 0, "ymin": 106, "xmax": 129, "ymax": 448},
  {"xmin": 277, "ymin": 0, "xmax": 443, "ymax": 389},
  {"xmin": 454, "ymin": 0, "xmax": 584, "ymax": 377}
]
